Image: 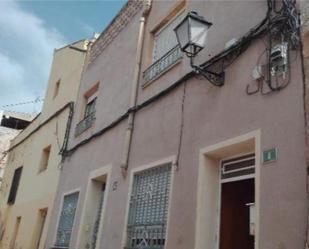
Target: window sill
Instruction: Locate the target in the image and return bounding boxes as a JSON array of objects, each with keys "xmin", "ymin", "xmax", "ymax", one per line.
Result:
[{"xmin": 142, "ymin": 45, "xmax": 183, "ymax": 88}]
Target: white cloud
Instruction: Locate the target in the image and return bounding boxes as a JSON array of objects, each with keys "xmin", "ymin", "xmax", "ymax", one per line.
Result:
[{"xmin": 0, "ymin": 1, "xmax": 67, "ymax": 114}]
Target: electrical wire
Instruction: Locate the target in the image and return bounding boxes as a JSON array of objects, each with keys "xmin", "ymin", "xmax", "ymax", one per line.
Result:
[
  {"xmin": 245, "ymin": 0, "xmax": 299, "ymax": 95},
  {"xmin": 175, "ymin": 81, "xmax": 187, "ymax": 170},
  {"xmin": 0, "ymin": 98, "xmax": 44, "ymax": 109},
  {"xmin": 5, "ymin": 102, "xmax": 73, "ymax": 155},
  {"xmin": 63, "ymin": 0, "xmax": 301, "ymax": 157},
  {"xmin": 63, "ymin": 5, "xmax": 271, "ymax": 157}
]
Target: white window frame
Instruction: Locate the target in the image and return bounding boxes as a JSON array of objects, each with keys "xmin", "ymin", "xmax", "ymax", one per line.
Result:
[{"xmin": 53, "ymin": 188, "xmax": 81, "ymax": 248}]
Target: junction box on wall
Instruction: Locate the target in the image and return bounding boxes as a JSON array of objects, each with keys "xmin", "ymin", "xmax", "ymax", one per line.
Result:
[{"xmin": 270, "ymin": 42, "xmax": 288, "ymax": 77}]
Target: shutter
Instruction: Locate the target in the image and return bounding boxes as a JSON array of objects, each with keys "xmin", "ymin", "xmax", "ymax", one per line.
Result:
[
  {"xmin": 152, "ymin": 11, "xmax": 185, "ymax": 61},
  {"xmin": 7, "ymin": 166, "xmax": 23, "ymax": 204}
]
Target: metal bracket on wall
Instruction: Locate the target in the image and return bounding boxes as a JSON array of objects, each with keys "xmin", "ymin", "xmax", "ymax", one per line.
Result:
[{"xmin": 190, "ymin": 57, "xmax": 225, "ymax": 87}]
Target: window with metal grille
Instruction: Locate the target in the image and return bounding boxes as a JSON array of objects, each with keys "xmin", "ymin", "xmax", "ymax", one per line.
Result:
[
  {"xmin": 152, "ymin": 11, "xmax": 186, "ymax": 62},
  {"xmin": 221, "ymin": 153, "xmax": 255, "ymax": 181},
  {"xmin": 126, "ymin": 163, "xmax": 172, "ymax": 249},
  {"xmin": 84, "ymin": 97, "xmax": 97, "ymax": 118},
  {"xmin": 7, "ymin": 166, "xmax": 23, "ymax": 204},
  {"xmin": 55, "ymin": 192, "xmax": 79, "ymax": 248}
]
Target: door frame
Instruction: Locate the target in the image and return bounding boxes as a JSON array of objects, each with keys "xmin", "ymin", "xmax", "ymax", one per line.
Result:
[
  {"xmin": 217, "ymin": 154, "xmax": 255, "ymax": 249},
  {"xmin": 195, "ymin": 130, "xmax": 260, "ymax": 249}
]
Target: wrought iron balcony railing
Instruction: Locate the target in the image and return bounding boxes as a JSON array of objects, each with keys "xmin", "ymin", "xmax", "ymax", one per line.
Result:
[
  {"xmin": 142, "ymin": 45, "xmax": 182, "ymax": 86},
  {"xmin": 75, "ymin": 111, "xmax": 96, "ymax": 136}
]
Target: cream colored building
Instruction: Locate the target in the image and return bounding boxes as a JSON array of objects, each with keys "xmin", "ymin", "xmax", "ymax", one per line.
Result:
[
  {"xmin": 0, "ymin": 110, "xmax": 34, "ymax": 185},
  {"xmin": 0, "ymin": 39, "xmax": 89, "ymax": 249}
]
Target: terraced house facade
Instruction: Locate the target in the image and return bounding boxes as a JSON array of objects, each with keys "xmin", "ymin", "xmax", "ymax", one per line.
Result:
[
  {"xmin": 43, "ymin": 1, "xmax": 307, "ymax": 249},
  {"xmin": 0, "ymin": 40, "xmax": 89, "ymax": 249}
]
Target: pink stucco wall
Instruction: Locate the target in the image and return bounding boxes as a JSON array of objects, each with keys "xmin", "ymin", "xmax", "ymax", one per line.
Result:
[{"xmin": 45, "ymin": 1, "xmax": 308, "ymax": 249}]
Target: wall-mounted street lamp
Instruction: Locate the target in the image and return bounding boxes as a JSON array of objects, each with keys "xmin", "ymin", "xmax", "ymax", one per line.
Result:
[{"xmin": 174, "ymin": 11, "xmax": 225, "ymax": 86}]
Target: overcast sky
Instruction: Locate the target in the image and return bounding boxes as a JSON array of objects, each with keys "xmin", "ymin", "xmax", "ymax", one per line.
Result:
[{"xmin": 0, "ymin": 0, "xmax": 125, "ymax": 114}]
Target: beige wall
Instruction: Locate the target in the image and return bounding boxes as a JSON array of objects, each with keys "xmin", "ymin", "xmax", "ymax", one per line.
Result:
[
  {"xmin": 0, "ymin": 127, "xmax": 19, "ymax": 180},
  {"xmin": 0, "ymin": 40, "xmax": 87, "ymax": 249}
]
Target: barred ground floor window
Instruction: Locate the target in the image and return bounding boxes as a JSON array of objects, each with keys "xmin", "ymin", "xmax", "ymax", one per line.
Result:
[
  {"xmin": 126, "ymin": 163, "xmax": 172, "ymax": 249},
  {"xmin": 55, "ymin": 191, "xmax": 79, "ymax": 248}
]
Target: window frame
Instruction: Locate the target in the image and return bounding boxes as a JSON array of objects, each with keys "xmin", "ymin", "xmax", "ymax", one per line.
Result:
[
  {"xmin": 54, "ymin": 189, "xmax": 80, "ymax": 248},
  {"xmin": 121, "ymin": 156, "xmax": 176, "ymax": 249}
]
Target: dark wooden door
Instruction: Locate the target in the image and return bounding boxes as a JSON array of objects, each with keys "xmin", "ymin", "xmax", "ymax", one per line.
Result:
[{"xmin": 220, "ymin": 179, "xmax": 254, "ymax": 249}]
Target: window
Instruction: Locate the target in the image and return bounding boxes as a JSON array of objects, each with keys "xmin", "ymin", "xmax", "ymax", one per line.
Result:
[
  {"xmin": 7, "ymin": 166, "xmax": 23, "ymax": 204},
  {"xmin": 75, "ymin": 82, "xmax": 99, "ymax": 136},
  {"xmin": 84, "ymin": 96, "xmax": 97, "ymax": 118},
  {"xmin": 143, "ymin": 4, "xmax": 186, "ymax": 85},
  {"xmin": 126, "ymin": 164, "xmax": 172, "ymax": 249},
  {"xmin": 55, "ymin": 192, "xmax": 79, "ymax": 248},
  {"xmin": 53, "ymin": 80, "xmax": 60, "ymax": 99},
  {"xmin": 82, "ymin": 82, "xmax": 99, "ymax": 119},
  {"xmin": 39, "ymin": 145, "xmax": 51, "ymax": 173},
  {"xmin": 152, "ymin": 11, "xmax": 186, "ymax": 62}
]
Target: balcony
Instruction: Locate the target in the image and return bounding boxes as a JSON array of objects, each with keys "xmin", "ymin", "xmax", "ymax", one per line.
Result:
[
  {"xmin": 75, "ymin": 111, "xmax": 96, "ymax": 136},
  {"xmin": 142, "ymin": 45, "xmax": 182, "ymax": 86}
]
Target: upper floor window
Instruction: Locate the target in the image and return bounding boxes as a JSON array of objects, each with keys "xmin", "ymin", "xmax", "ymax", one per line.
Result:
[
  {"xmin": 7, "ymin": 166, "xmax": 23, "ymax": 205},
  {"xmin": 75, "ymin": 82, "xmax": 99, "ymax": 136},
  {"xmin": 38, "ymin": 145, "xmax": 51, "ymax": 173},
  {"xmin": 143, "ymin": 3, "xmax": 185, "ymax": 86},
  {"xmin": 84, "ymin": 95, "xmax": 97, "ymax": 119},
  {"xmin": 53, "ymin": 80, "xmax": 60, "ymax": 99},
  {"xmin": 152, "ymin": 11, "xmax": 186, "ymax": 62},
  {"xmin": 55, "ymin": 192, "xmax": 79, "ymax": 248}
]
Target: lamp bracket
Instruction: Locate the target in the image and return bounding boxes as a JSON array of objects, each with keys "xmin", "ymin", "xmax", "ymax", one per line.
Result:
[{"xmin": 190, "ymin": 57, "xmax": 225, "ymax": 87}]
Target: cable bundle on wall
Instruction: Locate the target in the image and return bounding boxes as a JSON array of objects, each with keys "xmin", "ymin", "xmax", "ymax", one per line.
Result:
[{"xmin": 246, "ymin": 0, "xmax": 300, "ymax": 95}]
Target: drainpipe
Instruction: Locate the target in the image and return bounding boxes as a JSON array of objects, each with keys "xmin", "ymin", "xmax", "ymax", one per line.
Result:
[{"xmin": 120, "ymin": 0, "xmax": 152, "ymax": 177}]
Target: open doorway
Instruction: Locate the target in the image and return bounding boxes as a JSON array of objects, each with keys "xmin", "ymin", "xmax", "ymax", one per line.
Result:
[
  {"xmin": 77, "ymin": 173, "xmax": 108, "ymax": 249},
  {"xmin": 219, "ymin": 154, "xmax": 255, "ymax": 249},
  {"xmin": 220, "ymin": 179, "xmax": 254, "ymax": 249}
]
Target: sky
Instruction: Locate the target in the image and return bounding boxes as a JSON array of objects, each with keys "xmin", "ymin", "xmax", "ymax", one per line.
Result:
[{"xmin": 0, "ymin": 0, "xmax": 125, "ymax": 114}]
